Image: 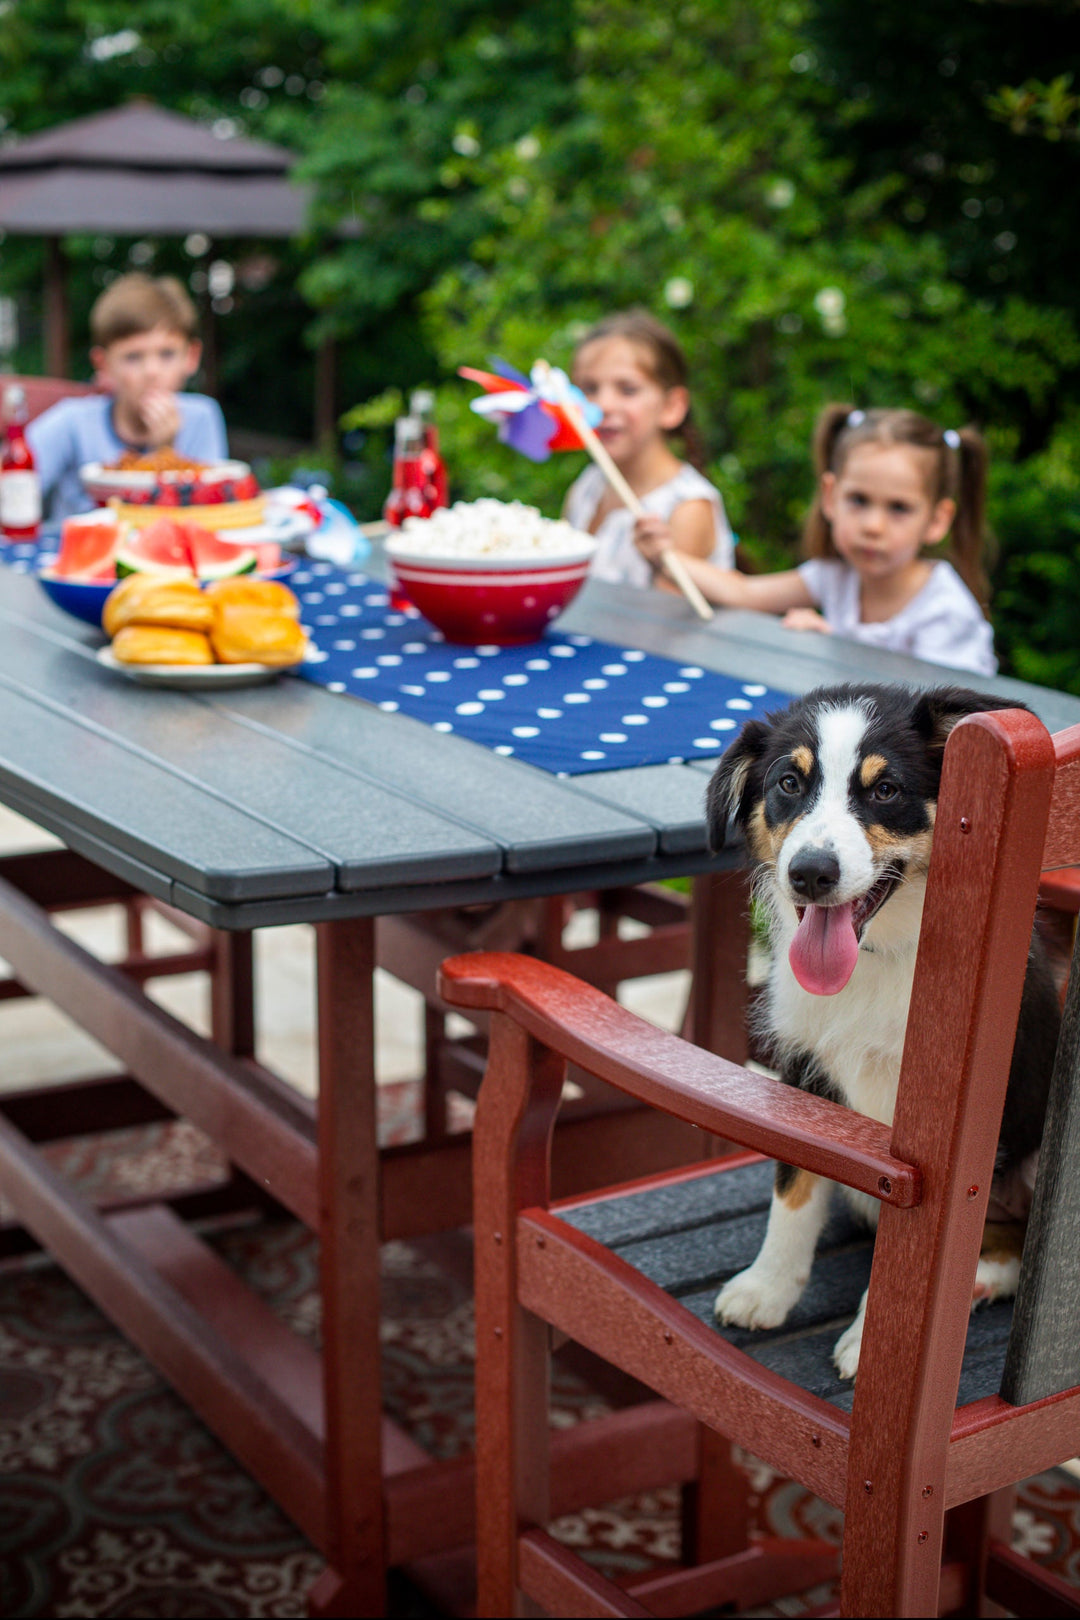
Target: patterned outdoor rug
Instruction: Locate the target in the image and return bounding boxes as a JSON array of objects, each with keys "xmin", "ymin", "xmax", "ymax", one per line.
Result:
[{"xmin": 2, "ymin": 1089, "xmax": 1079, "ymax": 1617}]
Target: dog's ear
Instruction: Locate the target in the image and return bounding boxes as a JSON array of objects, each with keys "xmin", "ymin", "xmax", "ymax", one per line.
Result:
[
  {"xmin": 911, "ymin": 686, "xmax": 1028, "ymax": 753},
  {"xmin": 706, "ymin": 718, "xmax": 772, "ymax": 851}
]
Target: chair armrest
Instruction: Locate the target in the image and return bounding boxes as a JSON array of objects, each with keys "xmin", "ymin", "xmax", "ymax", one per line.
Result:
[{"xmin": 439, "ymin": 951, "xmax": 921, "ymax": 1209}]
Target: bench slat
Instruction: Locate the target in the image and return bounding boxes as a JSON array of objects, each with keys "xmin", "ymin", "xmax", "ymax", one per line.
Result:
[{"xmin": 1001, "ymin": 925, "xmax": 1080, "ymax": 1404}]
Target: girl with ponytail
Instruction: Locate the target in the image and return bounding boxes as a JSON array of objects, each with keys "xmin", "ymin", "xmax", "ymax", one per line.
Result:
[
  {"xmin": 565, "ymin": 310, "xmax": 735, "ymax": 589},
  {"xmin": 635, "ymin": 402, "xmax": 997, "ymax": 675}
]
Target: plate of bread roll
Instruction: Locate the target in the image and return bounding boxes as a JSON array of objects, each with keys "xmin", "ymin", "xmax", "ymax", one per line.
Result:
[{"xmin": 96, "ymin": 575, "xmax": 309, "ymax": 688}]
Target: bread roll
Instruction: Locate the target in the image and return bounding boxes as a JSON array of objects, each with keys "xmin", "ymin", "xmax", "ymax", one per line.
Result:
[
  {"xmin": 204, "ymin": 577, "xmax": 301, "ymax": 618},
  {"xmin": 111, "ymin": 626, "xmax": 214, "ymax": 665},
  {"xmin": 211, "ymin": 607, "xmax": 307, "ymax": 666},
  {"xmin": 103, "ymin": 576, "xmax": 213, "ymax": 637}
]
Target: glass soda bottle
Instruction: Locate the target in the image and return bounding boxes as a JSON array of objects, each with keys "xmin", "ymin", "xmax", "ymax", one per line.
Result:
[
  {"xmin": 409, "ymin": 388, "xmax": 449, "ymax": 510},
  {"xmin": 0, "ymin": 384, "xmax": 42, "ymax": 542},
  {"xmin": 382, "ymin": 415, "xmax": 433, "ymax": 611},
  {"xmin": 382, "ymin": 415, "xmax": 436, "ymax": 527}
]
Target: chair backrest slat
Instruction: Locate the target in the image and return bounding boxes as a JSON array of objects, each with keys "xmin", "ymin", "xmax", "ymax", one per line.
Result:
[
  {"xmin": 1044, "ymin": 723, "xmax": 1080, "ymax": 869},
  {"xmin": 1001, "ymin": 923, "xmax": 1080, "ymax": 1405},
  {"xmin": 0, "ymin": 373, "xmax": 98, "ymax": 423}
]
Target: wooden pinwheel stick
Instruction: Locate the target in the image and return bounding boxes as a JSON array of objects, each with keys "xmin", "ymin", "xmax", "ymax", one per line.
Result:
[{"xmin": 548, "ymin": 386, "xmax": 715, "ymax": 623}]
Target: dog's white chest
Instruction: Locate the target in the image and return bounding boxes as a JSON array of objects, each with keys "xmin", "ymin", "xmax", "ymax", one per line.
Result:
[{"xmin": 768, "ymin": 944, "xmax": 917, "ymax": 1125}]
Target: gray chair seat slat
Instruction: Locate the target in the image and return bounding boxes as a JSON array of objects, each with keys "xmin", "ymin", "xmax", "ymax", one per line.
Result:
[
  {"xmin": 560, "ymin": 1158, "xmax": 1015, "ymax": 1412},
  {"xmin": 561, "ymin": 1159, "xmax": 776, "ymax": 1245}
]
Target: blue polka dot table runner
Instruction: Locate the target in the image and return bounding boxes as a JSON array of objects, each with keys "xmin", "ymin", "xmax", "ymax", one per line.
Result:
[
  {"xmin": 288, "ymin": 561, "xmax": 790, "ymax": 775},
  {"xmin": 10, "ymin": 542, "xmax": 792, "ymax": 777}
]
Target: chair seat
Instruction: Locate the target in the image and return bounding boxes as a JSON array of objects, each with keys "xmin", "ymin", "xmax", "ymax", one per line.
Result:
[{"xmin": 558, "ymin": 1156, "xmax": 1015, "ymax": 1414}]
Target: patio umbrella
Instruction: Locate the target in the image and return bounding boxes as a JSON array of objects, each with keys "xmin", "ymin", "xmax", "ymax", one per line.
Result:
[{"xmin": 0, "ymin": 102, "xmax": 330, "ymax": 434}]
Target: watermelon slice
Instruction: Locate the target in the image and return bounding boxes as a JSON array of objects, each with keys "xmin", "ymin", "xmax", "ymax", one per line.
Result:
[
  {"xmin": 115, "ymin": 519, "xmax": 257, "ymax": 581},
  {"xmin": 252, "ymin": 541, "xmax": 282, "ymax": 573},
  {"xmin": 54, "ymin": 517, "xmax": 122, "ymax": 581}
]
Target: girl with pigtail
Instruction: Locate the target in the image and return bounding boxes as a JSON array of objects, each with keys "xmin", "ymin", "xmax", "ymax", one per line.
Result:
[{"xmin": 635, "ymin": 403, "xmax": 998, "ymax": 676}]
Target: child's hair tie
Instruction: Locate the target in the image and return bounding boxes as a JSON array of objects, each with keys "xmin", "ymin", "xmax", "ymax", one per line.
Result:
[
  {"xmin": 846, "ymin": 409, "xmax": 866, "ymax": 427},
  {"xmin": 943, "ymin": 428, "xmax": 961, "ymax": 450}
]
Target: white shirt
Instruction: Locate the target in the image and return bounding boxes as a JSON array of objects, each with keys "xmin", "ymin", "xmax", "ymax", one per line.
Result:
[
  {"xmin": 564, "ymin": 463, "xmax": 734, "ymax": 589},
  {"xmin": 798, "ymin": 557, "xmax": 997, "ymax": 676}
]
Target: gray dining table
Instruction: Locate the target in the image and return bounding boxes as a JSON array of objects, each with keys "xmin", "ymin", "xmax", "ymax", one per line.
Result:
[{"xmin": 1, "ymin": 554, "xmax": 1078, "ymax": 1616}]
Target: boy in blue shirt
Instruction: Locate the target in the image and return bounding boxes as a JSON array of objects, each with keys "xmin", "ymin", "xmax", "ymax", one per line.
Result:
[{"xmin": 28, "ymin": 273, "xmax": 228, "ymax": 521}]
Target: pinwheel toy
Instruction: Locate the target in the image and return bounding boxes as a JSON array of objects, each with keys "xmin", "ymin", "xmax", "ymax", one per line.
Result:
[{"xmin": 460, "ymin": 358, "xmax": 713, "ymax": 621}]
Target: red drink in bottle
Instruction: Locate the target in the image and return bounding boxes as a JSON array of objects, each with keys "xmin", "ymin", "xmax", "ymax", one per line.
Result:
[
  {"xmin": 1, "ymin": 385, "xmax": 42, "ymax": 542},
  {"xmin": 383, "ymin": 416, "xmax": 435, "ymax": 609},
  {"xmin": 382, "ymin": 416, "xmax": 436, "ymax": 528},
  {"xmin": 410, "ymin": 388, "xmax": 448, "ymax": 510}
]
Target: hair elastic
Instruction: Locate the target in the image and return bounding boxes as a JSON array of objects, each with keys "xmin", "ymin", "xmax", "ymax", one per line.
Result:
[
  {"xmin": 943, "ymin": 428, "xmax": 961, "ymax": 450},
  {"xmin": 846, "ymin": 408, "xmax": 866, "ymax": 427}
]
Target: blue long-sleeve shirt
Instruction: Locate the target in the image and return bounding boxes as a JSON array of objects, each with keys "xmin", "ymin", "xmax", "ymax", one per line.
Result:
[{"xmin": 27, "ymin": 393, "xmax": 229, "ymax": 521}]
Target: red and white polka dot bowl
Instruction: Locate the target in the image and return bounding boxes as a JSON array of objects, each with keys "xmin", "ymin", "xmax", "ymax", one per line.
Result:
[{"xmin": 384, "ymin": 535, "xmax": 597, "ymax": 646}]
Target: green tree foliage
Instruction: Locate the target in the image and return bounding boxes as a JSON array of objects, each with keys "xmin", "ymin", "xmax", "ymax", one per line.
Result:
[
  {"xmin": 802, "ymin": 0, "xmax": 1080, "ymax": 683},
  {"xmin": 294, "ymin": 0, "xmax": 576, "ymax": 400},
  {"xmin": 0, "ymin": 1, "xmax": 577, "ymax": 442},
  {"xmin": 419, "ymin": 0, "xmax": 1079, "ymax": 600},
  {"xmin": 0, "ymin": 0, "xmax": 334, "ymax": 438}
]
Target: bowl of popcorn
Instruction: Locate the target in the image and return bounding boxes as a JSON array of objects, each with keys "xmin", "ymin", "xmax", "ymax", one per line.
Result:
[{"xmin": 384, "ymin": 500, "xmax": 597, "ymax": 646}]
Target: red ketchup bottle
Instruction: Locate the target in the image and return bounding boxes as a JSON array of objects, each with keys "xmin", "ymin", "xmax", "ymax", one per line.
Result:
[
  {"xmin": 410, "ymin": 388, "xmax": 449, "ymax": 510},
  {"xmin": 0, "ymin": 384, "xmax": 42, "ymax": 542}
]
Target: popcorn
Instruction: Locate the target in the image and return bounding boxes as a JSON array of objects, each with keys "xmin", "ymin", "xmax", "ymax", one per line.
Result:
[{"xmin": 391, "ymin": 499, "xmax": 592, "ymax": 559}]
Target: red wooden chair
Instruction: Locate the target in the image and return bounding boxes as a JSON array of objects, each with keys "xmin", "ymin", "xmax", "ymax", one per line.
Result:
[
  {"xmin": 442, "ymin": 705, "xmax": 1080, "ymax": 1617},
  {"xmin": 0, "ymin": 371, "xmax": 99, "ymax": 420},
  {"xmin": 377, "ymin": 876, "xmax": 736, "ymax": 1145}
]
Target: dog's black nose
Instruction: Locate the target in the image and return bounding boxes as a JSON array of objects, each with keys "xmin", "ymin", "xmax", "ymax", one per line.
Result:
[{"xmin": 788, "ymin": 850, "xmax": 841, "ymax": 902}]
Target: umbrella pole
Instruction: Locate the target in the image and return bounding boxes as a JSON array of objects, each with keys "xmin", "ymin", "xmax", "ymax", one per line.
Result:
[{"xmin": 44, "ymin": 237, "xmax": 70, "ymax": 378}]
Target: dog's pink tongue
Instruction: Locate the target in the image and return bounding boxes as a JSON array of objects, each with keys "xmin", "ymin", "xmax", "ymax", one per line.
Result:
[{"xmin": 789, "ymin": 902, "xmax": 859, "ymax": 996}]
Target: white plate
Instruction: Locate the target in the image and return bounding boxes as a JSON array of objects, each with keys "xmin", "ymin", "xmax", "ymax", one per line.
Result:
[
  {"xmin": 80, "ymin": 459, "xmax": 251, "ymax": 494},
  {"xmin": 226, "ymin": 507, "xmax": 316, "ymax": 547},
  {"xmin": 96, "ymin": 646, "xmax": 298, "ymax": 688}
]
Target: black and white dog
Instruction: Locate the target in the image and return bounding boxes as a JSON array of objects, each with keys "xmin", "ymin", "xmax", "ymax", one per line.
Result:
[{"xmin": 708, "ymin": 683, "xmax": 1059, "ymax": 1378}]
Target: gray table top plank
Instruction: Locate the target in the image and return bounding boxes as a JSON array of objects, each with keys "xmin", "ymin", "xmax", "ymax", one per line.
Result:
[
  {"xmin": 0, "ymin": 678, "xmax": 331, "ymax": 901},
  {"xmin": 561, "ymin": 582, "xmax": 1080, "ymax": 734},
  {"xmin": 563, "ymin": 764, "xmax": 712, "ymax": 854},
  {"xmin": 169, "ymin": 844, "xmax": 727, "ymax": 930},
  {"xmin": 0, "ymin": 778, "xmax": 179, "ymax": 906},
  {"xmin": 0, "ymin": 606, "xmax": 502, "ymax": 893},
  {"xmin": 8, "ymin": 575, "xmax": 657, "ymax": 876},
  {"xmin": 204, "ymin": 682, "xmax": 658, "ymax": 873},
  {"xmin": 8, "ymin": 563, "xmax": 1080, "ymax": 926}
]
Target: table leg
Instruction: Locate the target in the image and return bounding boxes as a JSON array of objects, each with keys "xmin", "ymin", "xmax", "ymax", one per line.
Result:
[
  {"xmin": 685, "ymin": 870, "xmax": 752, "ymax": 1062},
  {"xmin": 209, "ymin": 927, "xmax": 255, "ymax": 1059},
  {"xmin": 308, "ymin": 916, "xmax": 387, "ymax": 1618}
]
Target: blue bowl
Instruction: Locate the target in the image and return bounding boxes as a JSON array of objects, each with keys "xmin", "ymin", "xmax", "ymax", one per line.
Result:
[
  {"xmin": 36, "ymin": 557, "xmax": 299, "ymax": 629},
  {"xmin": 36, "ymin": 571, "xmax": 115, "ymax": 627}
]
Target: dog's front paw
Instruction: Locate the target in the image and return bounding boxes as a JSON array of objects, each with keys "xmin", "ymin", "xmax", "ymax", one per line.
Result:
[
  {"xmin": 715, "ymin": 1266, "xmax": 801, "ymax": 1331},
  {"xmin": 832, "ymin": 1315, "xmax": 864, "ymax": 1380},
  {"xmin": 972, "ymin": 1254, "xmax": 1020, "ymax": 1307}
]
